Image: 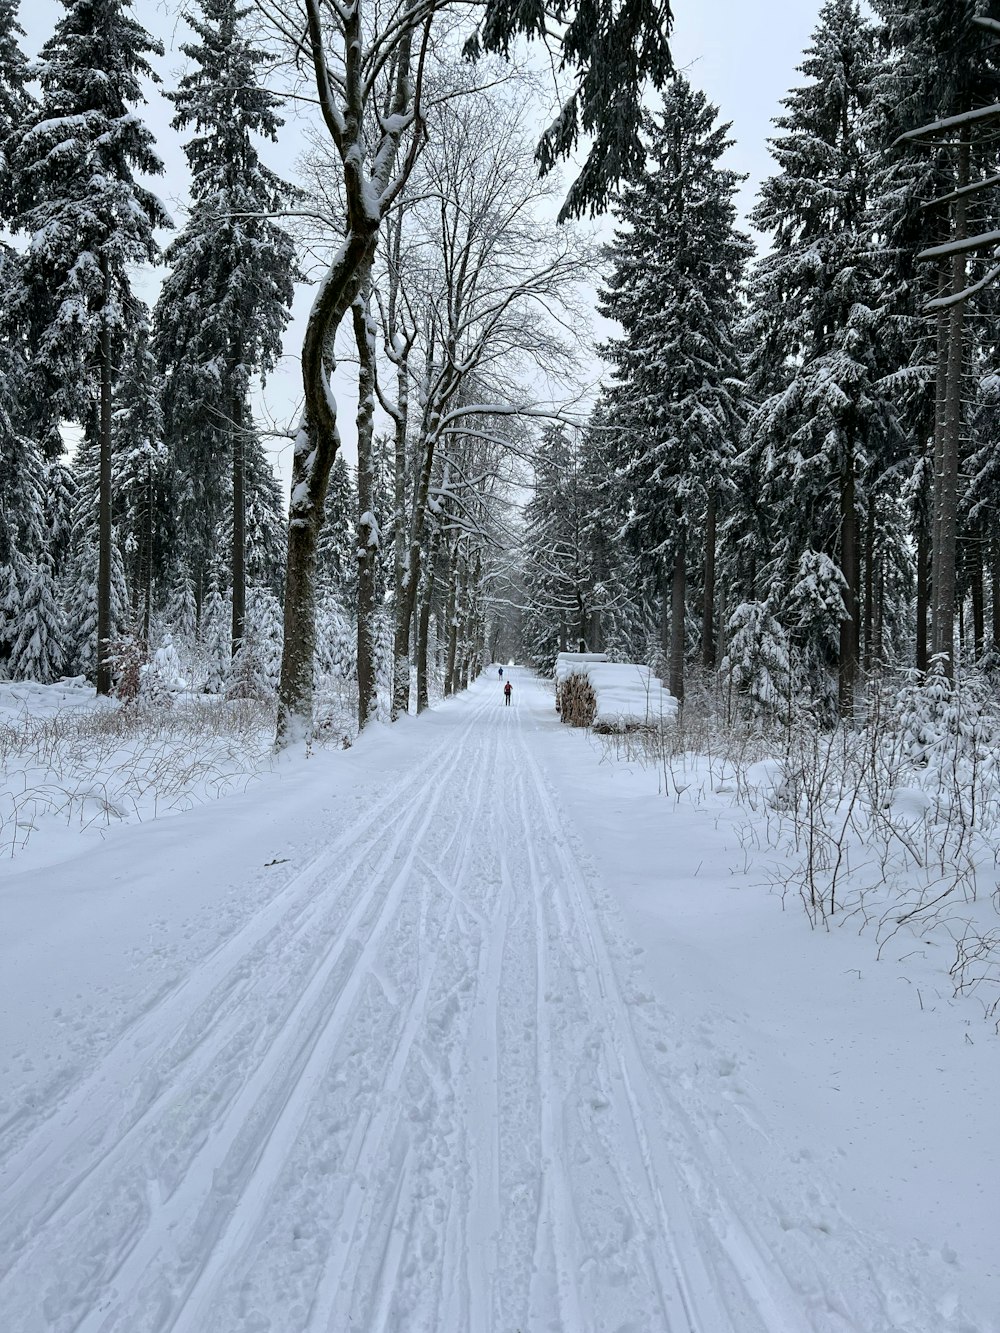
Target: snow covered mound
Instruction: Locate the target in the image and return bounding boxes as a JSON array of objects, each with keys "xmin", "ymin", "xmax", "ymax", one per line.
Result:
[{"xmin": 555, "ymin": 654, "xmax": 678, "ymax": 731}]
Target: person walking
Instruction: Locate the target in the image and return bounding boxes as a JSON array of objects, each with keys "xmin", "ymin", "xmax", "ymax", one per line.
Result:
[
  {"xmin": 498, "ymin": 666, "xmax": 503, "ymax": 679},
  {"xmin": 504, "ymin": 680, "xmax": 512, "ymax": 706}
]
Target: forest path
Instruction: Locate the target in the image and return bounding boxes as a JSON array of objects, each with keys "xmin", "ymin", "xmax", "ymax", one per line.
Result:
[{"xmin": 0, "ymin": 671, "xmax": 923, "ymax": 1332}]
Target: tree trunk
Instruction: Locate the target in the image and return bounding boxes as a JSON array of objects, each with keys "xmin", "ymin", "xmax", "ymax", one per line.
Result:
[
  {"xmin": 443, "ymin": 541, "xmax": 459, "ymax": 697},
  {"xmin": 416, "ymin": 590, "xmax": 432, "ymax": 712},
  {"xmin": 971, "ymin": 539, "xmax": 985, "ymax": 662},
  {"xmin": 932, "ymin": 139, "xmax": 969, "ymax": 676},
  {"xmin": 838, "ymin": 446, "xmax": 859, "ymax": 718},
  {"xmin": 916, "ymin": 513, "xmax": 929, "ymax": 674},
  {"xmin": 669, "ymin": 527, "xmax": 685, "ymax": 705},
  {"xmin": 96, "ymin": 257, "xmax": 113, "ymax": 697},
  {"xmin": 701, "ymin": 490, "xmax": 717, "ymax": 669},
  {"xmin": 142, "ymin": 467, "xmax": 153, "ymax": 645},
  {"xmin": 992, "ymin": 538, "xmax": 1000, "ymax": 656},
  {"xmin": 416, "ymin": 526, "xmax": 441, "ymax": 714},
  {"xmin": 659, "ymin": 569, "xmax": 670, "ymax": 669},
  {"xmin": 863, "ymin": 492, "xmax": 875, "ymax": 674},
  {"xmin": 354, "ymin": 290, "xmax": 379, "ymax": 729},
  {"xmin": 276, "ymin": 234, "xmax": 377, "ymax": 747},
  {"xmin": 231, "ymin": 395, "xmax": 246, "ymax": 657}
]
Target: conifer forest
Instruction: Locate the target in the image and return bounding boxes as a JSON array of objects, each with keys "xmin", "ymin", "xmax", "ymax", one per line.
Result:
[{"xmin": 1, "ymin": 0, "xmax": 999, "ymax": 735}]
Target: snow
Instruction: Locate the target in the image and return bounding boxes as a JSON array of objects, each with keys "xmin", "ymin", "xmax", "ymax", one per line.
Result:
[
  {"xmin": 0, "ymin": 670, "xmax": 996, "ymax": 1330},
  {"xmin": 553, "ymin": 649, "xmax": 609, "ymax": 683},
  {"xmin": 0, "ymin": 680, "xmax": 273, "ymax": 864}
]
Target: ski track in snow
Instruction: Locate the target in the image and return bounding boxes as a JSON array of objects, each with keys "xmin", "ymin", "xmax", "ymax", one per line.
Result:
[{"xmin": 0, "ymin": 674, "xmax": 980, "ymax": 1332}]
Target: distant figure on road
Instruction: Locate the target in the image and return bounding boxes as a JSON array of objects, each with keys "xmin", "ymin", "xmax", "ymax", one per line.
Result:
[
  {"xmin": 504, "ymin": 680, "xmax": 512, "ymax": 706},
  {"xmin": 498, "ymin": 666, "xmax": 503, "ymax": 679}
]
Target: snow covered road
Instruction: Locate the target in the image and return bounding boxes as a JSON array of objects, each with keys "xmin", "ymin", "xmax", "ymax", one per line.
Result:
[{"xmin": 1, "ymin": 671, "xmax": 994, "ymax": 1331}]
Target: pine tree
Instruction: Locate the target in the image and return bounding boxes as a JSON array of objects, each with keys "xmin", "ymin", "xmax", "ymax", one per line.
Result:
[
  {"xmin": 599, "ymin": 76, "xmax": 751, "ymax": 703},
  {"xmin": 0, "ymin": 0, "xmax": 31, "ymax": 216},
  {"xmin": 8, "ymin": 0, "xmax": 170, "ymax": 693},
  {"xmin": 62, "ymin": 533, "xmax": 128, "ymax": 680},
  {"xmin": 872, "ymin": 0, "xmax": 1000, "ymax": 671},
  {"xmin": 196, "ymin": 581, "xmax": 230, "ymax": 693},
  {"xmin": 113, "ymin": 327, "xmax": 174, "ymax": 639},
  {"xmin": 9, "ymin": 551, "xmax": 65, "ymax": 682},
  {"xmin": 218, "ymin": 436, "xmax": 286, "ymax": 601},
  {"xmin": 721, "ymin": 600, "xmax": 791, "ymax": 720},
  {"xmin": 521, "ymin": 424, "xmax": 609, "ymax": 672},
  {"xmin": 317, "ymin": 452, "xmax": 357, "ymax": 598},
  {"xmin": 155, "ymin": 0, "xmax": 297, "ymax": 654},
  {"xmin": 743, "ymin": 0, "xmax": 890, "ymax": 716}
]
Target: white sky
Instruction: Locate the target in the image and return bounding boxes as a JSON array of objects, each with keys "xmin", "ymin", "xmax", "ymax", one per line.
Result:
[{"xmin": 18, "ymin": 0, "xmax": 823, "ymax": 491}]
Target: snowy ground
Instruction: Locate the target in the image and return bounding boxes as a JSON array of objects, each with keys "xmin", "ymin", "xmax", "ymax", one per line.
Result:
[{"xmin": 0, "ymin": 669, "xmax": 996, "ymax": 1331}]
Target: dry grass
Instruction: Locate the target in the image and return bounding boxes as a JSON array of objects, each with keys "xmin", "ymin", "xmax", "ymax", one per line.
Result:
[{"xmin": 0, "ymin": 697, "xmax": 278, "ymax": 859}]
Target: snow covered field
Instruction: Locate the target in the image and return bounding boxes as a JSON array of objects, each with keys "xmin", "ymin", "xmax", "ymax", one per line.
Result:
[{"xmin": 1, "ymin": 669, "xmax": 997, "ymax": 1331}]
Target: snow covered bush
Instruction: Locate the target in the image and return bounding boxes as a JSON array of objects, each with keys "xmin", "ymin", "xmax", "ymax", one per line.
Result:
[{"xmin": 107, "ymin": 633, "xmax": 147, "ymax": 704}]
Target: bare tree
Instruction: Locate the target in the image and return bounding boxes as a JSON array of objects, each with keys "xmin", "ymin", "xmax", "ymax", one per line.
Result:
[
  {"xmin": 255, "ymin": 0, "xmax": 431, "ymax": 743},
  {"xmin": 371, "ymin": 90, "xmax": 591, "ymax": 716}
]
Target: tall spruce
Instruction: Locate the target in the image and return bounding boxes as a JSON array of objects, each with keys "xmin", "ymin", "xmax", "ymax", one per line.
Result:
[
  {"xmin": 0, "ymin": 2, "xmax": 43, "ymax": 669},
  {"xmin": 599, "ymin": 76, "xmax": 751, "ymax": 704},
  {"xmin": 742, "ymin": 0, "xmax": 889, "ymax": 718},
  {"xmin": 155, "ymin": 0, "xmax": 296, "ymax": 655},
  {"xmin": 873, "ymin": 0, "xmax": 1000, "ymax": 672},
  {"xmin": 113, "ymin": 328, "xmax": 173, "ymax": 640},
  {"xmin": 8, "ymin": 0, "xmax": 170, "ymax": 692}
]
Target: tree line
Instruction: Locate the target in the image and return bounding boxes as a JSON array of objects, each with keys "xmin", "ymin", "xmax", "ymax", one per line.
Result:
[
  {"xmin": 4, "ymin": 0, "xmax": 996, "ymax": 738},
  {"xmin": 0, "ymin": 0, "xmax": 667, "ymax": 736},
  {"xmin": 517, "ymin": 0, "xmax": 1000, "ymax": 725}
]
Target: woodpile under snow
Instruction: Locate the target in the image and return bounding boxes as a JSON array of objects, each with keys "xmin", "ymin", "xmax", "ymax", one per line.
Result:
[{"xmin": 554, "ymin": 653, "xmax": 678, "ymax": 732}]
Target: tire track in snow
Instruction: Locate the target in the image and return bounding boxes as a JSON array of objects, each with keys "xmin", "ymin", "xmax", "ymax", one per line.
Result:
[
  {"xmin": 0, "ymin": 695, "xmax": 497, "ymax": 1331},
  {"xmin": 515, "ymin": 722, "xmax": 802, "ymax": 1332},
  {"xmin": 104, "ymin": 703, "xmax": 496, "ymax": 1333},
  {"xmin": 317, "ymin": 714, "xmax": 509, "ymax": 1327},
  {"xmin": 0, "ymin": 700, "xmax": 487, "ymax": 1217},
  {"xmin": 298, "ymin": 721, "xmax": 502, "ymax": 1332}
]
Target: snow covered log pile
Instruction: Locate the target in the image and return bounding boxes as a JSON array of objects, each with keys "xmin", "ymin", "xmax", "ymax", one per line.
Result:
[
  {"xmin": 554, "ymin": 653, "xmax": 679, "ymax": 732},
  {"xmin": 554, "ymin": 653, "xmax": 608, "ymax": 722}
]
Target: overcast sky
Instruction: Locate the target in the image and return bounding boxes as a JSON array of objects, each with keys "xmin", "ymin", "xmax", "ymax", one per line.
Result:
[{"xmin": 19, "ymin": 0, "xmax": 824, "ymax": 487}]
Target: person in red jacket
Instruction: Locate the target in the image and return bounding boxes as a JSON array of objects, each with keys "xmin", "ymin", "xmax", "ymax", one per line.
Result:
[{"xmin": 503, "ymin": 680, "xmax": 512, "ymax": 706}]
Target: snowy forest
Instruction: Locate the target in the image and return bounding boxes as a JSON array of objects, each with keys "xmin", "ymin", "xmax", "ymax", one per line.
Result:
[
  {"xmin": 2, "ymin": 0, "xmax": 1000, "ymax": 746},
  {"xmin": 5, "ymin": 3, "xmax": 1000, "ymax": 1328}
]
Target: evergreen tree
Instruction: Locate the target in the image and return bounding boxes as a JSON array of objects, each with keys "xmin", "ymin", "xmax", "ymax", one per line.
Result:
[
  {"xmin": 45, "ymin": 459, "xmax": 77, "ymax": 583},
  {"xmin": 8, "ymin": 0, "xmax": 170, "ymax": 693},
  {"xmin": 217, "ymin": 436, "xmax": 287, "ymax": 601},
  {"xmin": 9, "ymin": 551, "xmax": 65, "ymax": 682},
  {"xmin": 721, "ymin": 600, "xmax": 791, "ymax": 720},
  {"xmin": 155, "ymin": 0, "xmax": 297, "ymax": 653},
  {"xmin": 113, "ymin": 327, "xmax": 174, "ymax": 639},
  {"xmin": 742, "ymin": 0, "xmax": 889, "ymax": 717},
  {"xmin": 63, "ymin": 429, "xmax": 128, "ymax": 678},
  {"xmin": 598, "ymin": 76, "xmax": 751, "ymax": 703},
  {"xmin": 871, "ymin": 0, "xmax": 1000, "ymax": 670},
  {"xmin": 521, "ymin": 424, "xmax": 609, "ymax": 672},
  {"xmin": 197, "ymin": 582, "xmax": 230, "ymax": 693},
  {"xmin": 0, "ymin": 0, "xmax": 31, "ymax": 215},
  {"xmin": 317, "ymin": 452, "xmax": 357, "ymax": 598}
]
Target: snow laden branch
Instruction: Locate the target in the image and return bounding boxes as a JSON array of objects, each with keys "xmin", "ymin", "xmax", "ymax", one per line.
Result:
[{"xmin": 894, "ymin": 102, "xmax": 1000, "ymax": 146}]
